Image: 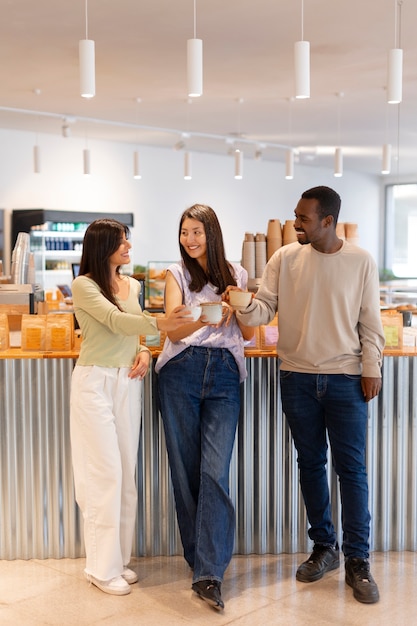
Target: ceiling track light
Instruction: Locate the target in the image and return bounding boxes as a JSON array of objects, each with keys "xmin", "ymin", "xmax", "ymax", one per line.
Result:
[
  {"xmin": 285, "ymin": 148, "xmax": 294, "ymax": 179},
  {"xmin": 294, "ymin": 0, "xmax": 310, "ymax": 98},
  {"xmin": 382, "ymin": 143, "xmax": 392, "ymax": 175},
  {"xmin": 62, "ymin": 121, "xmax": 71, "ymax": 138},
  {"xmin": 33, "ymin": 145, "xmax": 41, "ymax": 174},
  {"xmin": 79, "ymin": 0, "xmax": 95, "ymax": 98},
  {"xmin": 184, "ymin": 151, "xmax": 192, "ymax": 179},
  {"xmin": 187, "ymin": 1, "xmax": 203, "ymax": 97},
  {"xmin": 234, "ymin": 149, "xmax": 243, "ymax": 179},
  {"xmin": 133, "ymin": 150, "xmax": 141, "ymax": 179},
  {"xmin": 387, "ymin": 1, "xmax": 403, "ymax": 104},
  {"xmin": 334, "ymin": 147, "xmax": 343, "ymax": 177},
  {"xmin": 83, "ymin": 148, "xmax": 91, "ymax": 176}
]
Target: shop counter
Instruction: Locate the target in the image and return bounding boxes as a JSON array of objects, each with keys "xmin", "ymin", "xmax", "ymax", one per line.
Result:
[{"xmin": 1, "ymin": 348, "xmax": 416, "ymax": 559}]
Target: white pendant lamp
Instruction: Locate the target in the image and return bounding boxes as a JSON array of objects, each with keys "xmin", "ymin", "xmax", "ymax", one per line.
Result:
[
  {"xmin": 294, "ymin": 1, "xmax": 310, "ymax": 98},
  {"xmin": 83, "ymin": 148, "xmax": 91, "ymax": 176},
  {"xmin": 33, "ymin": 145, "xmax": 41, "ymax": 174},
  {"xmin": 187, "ymin": 1, "xmax": 203, "ymax": 97},
  {"xmin": 184, "ymin": 152, "xmax": 192, "ymax": 180},
  {"xmin": 387, "ymin": 1, "xmax": 403, "ymax": 104},
  {"xmin": 382, "ymin": 143, "xmax": 392, "ymax": 175},
  {"xmin": 334, "ymin": 147, "xmax": 343, "ymax": 177},
  {"xmin": 285, "ymin": 149, "xmax": 294, "ymax": 180},
  {"xmin": 387, "ymin": 48, "xmax": 403, "ymax": 104},
  {"xmin": 234, "ymin": 149, "xmax": 243, "ymax": 179},
  {"xmin": 79, "ymin": 1, "xmax": 95, "ymax": 98},
  {"xmin": 133, "ymin": 151, "xmax": 141, "ymax": 179}
]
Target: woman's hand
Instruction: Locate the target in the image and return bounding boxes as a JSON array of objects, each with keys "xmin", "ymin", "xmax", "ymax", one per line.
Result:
[
  {"xmin": 156, "ymin": 305, "xmax": 194, "ymax": 332},
  {"xmin": 129, "ymin": 350, "xmax": 151, "ymax": 379}
]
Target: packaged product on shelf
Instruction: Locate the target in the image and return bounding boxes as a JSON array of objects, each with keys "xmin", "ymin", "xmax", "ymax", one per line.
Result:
[
  {"xmin": 21, "ymin": 314, "xmax": 47, "ymax": 351},
  {"xmin": 0, "ymin": 313, "xmax": 9, "ymax": 351},
  {"xmin": 46, "ymin": 313, "xmax": 74, "ymax": 351}
]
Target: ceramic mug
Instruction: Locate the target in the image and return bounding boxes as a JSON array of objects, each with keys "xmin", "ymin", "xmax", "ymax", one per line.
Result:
[
  {"xmin": 186, "ymin": 305, "xmax": 202, "ymax": 321},
  {"xmin": 200, "ymin": 302, "xmax": 227, "ymax": 324},
  {"xmin": 229, "ymin": 290, "xmax": 252, "ymax": 309}
]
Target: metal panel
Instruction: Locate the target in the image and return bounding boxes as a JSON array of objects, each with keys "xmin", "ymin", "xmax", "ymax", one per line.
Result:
[
  {"xmin": 1, "ymin": 355, "xmax": 416, "ymax": 560},
  {"xmin": 0, "ymin": 357, "xmax": 83, "ymax": 559}
]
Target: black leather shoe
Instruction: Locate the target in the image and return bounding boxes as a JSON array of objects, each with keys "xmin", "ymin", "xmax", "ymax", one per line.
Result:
[
  {"xmin": 345, "ymin": 557, "xmax": 380, "ymax": 604},
  {"xmin": 192, "ymin": 579, "xmax": 224, "ymax": 610},
  {"xmin": 296, "ymin": 543, "xmax": 340, "ymax": 582}
]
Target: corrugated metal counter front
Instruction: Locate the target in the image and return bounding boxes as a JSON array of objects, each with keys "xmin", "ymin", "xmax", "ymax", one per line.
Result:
[{"xmin": 1, "ymin": 353, "xmax": 416, "ymax": 560}]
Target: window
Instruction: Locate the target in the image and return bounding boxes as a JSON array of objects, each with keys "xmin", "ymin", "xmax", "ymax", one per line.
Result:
[{"xmin": 385, "ymin": 184, "xmax": 417, "ymax": 278}]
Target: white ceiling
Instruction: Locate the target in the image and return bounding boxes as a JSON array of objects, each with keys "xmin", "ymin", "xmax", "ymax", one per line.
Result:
[{"xmin": 1, "ymin": 0, "xmax": 416, "ymax": 177}]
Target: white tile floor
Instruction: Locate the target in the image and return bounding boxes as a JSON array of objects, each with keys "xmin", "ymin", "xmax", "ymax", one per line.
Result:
[{"xmin": 0, "ymin": 552, "xmax": 416, "ymax": 625}]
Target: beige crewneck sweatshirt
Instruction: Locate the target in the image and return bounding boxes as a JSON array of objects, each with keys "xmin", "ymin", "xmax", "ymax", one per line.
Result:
[{"xmin": 237, "ymin": 241, "xmax": 384, "ymax": 378}]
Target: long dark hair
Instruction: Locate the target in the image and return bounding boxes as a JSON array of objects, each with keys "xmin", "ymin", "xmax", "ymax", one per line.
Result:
[
  {"xmin": 78, "ymin": 218, "xmax": 130, "ymax": 309},
  {"xmin": 179, "ymin": 204, "xmax": 237, "ymax": 293}
]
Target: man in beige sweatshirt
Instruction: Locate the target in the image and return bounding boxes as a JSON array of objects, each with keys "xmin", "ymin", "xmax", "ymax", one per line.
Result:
[{"xmin": 235, "ymin": 185, "xmax": 385, "ymax": 604}]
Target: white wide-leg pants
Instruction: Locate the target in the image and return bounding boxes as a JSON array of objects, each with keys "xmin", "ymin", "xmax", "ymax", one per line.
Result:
[{"xmin": 70, "ymin": 365, "xmax": 141, "ymax": 581}]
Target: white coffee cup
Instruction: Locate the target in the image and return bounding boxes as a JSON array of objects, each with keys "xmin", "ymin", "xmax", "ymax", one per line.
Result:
[
  {"xmin": 229, "ymin": 290, "xmax": 252, "ymax": 309},
  {"xmin": 187, "ymin": 305, "xmax": 202, "ymax": 321},
  {"xmin": 200, "ymin": 302, "xmax": 227, "ymax": 324}
]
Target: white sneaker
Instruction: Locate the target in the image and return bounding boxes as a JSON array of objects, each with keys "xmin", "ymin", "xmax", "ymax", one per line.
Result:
[
  {"xmin": 85, "ymin": 572, "xmax": 131, "ymax": 596},
  {"xmin": 122, "ymin": 567, "xmax": 138, "ymax": 584}
]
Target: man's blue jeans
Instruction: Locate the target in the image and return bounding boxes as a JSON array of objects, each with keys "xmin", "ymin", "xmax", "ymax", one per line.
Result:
[
  {"xmin": 157, "ymin": 346, "xmax": 240, "ymax": 582},
  {"xmin": 280, "ymin": 371, "xmax": 371, "ymax": 559}
]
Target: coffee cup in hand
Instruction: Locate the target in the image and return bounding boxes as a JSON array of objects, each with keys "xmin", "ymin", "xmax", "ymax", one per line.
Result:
[
  {"xmin": 229, "ymin": 290, "xmax": 252, "ymax": 309},
  {"xmin": 186, "ymin": 305, "xmax": 202, "ymax": 321},
  {"xmin": 200, "ymin": 302, "xmax": 227, "ymax": 324}
]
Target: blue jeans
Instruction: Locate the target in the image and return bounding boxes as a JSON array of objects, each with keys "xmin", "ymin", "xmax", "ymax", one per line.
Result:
[
  {"xmin": 280, "ymin": 371, "xmax": 371, "ymax": 559},
  {"xmin": 157, "ymin": 346, "xmax": 240, "ymax": 583}
]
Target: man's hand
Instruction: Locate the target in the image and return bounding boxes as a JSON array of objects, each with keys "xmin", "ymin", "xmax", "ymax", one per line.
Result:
[{"xmin": 361, "ymin": 377, "xmax": 382, "ymax": 402}]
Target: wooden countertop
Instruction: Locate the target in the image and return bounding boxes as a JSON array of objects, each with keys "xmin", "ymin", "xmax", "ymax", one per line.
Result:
[
  {"xmin": 1, "ymin": 347, "xmax": 416, "ymax": 359},
  {"xmin": 0, "ymin": 348, "xmax": 80, "ymax": 359}
]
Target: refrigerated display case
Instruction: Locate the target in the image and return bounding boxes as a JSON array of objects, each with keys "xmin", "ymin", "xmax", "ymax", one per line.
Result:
[{"xmin": 12, "ymin": 209, "xmax": 134, "ymax": 291}]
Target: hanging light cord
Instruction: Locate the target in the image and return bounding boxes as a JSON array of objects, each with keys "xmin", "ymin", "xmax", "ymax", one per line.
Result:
[
  {"xmin": 336, "ymin": 93, "xmax": 342, "ymax": 147},
  {"xmin": 394, "ymin": 0, "xmax": 403, "ymax": 48},
  {"xmin": 85, "ymin": 0, "xmax": 89, "ymax": 39},
  {"xmin": 395, "ymin": 0, "xmax": 402, "ymax": 176},
  {"xmin": 193, "ymin": 0, "xmax": 197, "ymax": 38},
  {"xmin": 301, "ymin": 0, "xmax": 304, "ymax": 41}
]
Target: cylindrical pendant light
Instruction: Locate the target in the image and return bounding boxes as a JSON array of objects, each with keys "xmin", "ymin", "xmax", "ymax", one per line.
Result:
[
  {"xmin": 79, "ymin": 39, "xmax": 95, "ymax": 98},
  {"xmin": 387, "ymin": 0, "xmax": 403, "ymax": 104},
  {"xmin": 294, "ymin": 40, "xmax": 310, "ymax": 99},
  {"xmin": 234, "ymin": 149, "xmax": 243, "ymax": 179},
  {"xmin": 33, "ymin": 145, "xmax": 41, "ymax": 174},
  {"xmin": 294, "ymin": 1, "xmax": 310, "ymax": 99},
  {"xmin": 285, "ymin": 149, "xmax": 294, "ymax": 179},
  {"xmin": 334, "ymin": 147, "xmax": 343, "ymax": 177},
  {"xmin": 133, "ymin": 151, "xmax": 141, "ymax": 179},
  {"xmin": 381, "ymin": 143, "xmax": 392, "ymax": 174},
  {"xmin": 79, "ymin": 1, "xmax": 95, "ymax": 98},
  {"xmin": 184, "ymin": 152, "xmax": 192, "ymax": 180},
  {"xmin": 187, "ymin": 39, "xmax": 203, "ymax": 97},
  {"xmin": 187, "ymin": 1, "xmax": 202, "ymax": 97},
  {"xmin": 83, "ymin": 148, "xmax": 91, "ymax": 176},
  {"xmin": 387, "ymin": 48, "xmax": 403, "ymax": 104}
]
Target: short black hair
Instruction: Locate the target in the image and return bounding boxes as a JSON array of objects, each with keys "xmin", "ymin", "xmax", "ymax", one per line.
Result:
[{"xmin": 301, "ymin": 186, "xmax": 341, "ymax": 224}]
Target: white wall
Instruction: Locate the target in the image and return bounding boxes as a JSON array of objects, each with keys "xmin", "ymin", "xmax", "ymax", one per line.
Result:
[{"xmin": 0, "ymin": 128, "xmax": 382, "ymax": 272}]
